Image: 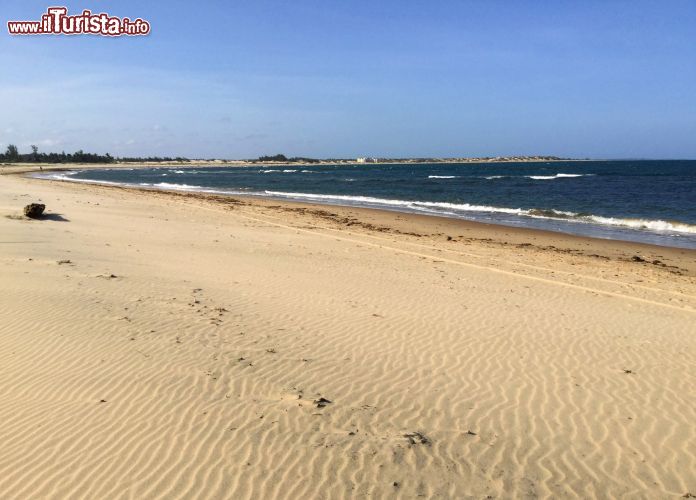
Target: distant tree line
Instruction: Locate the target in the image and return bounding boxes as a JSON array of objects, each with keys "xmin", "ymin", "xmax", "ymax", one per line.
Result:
[
  {"xmin": 257, "ymin": 153, "xmax": 288, "ymax": 162},
  {"xmin": 256, "ymin": 154, "xmax": 319, "ymax": 163},
  {"xmin": 0, "ymin": 144, "xmax": 190, "ymax": 164}
]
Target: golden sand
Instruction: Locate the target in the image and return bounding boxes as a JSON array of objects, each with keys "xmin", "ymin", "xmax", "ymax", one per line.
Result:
[{"xmin": 1, "ymin": 173, "xmax": 694, "ymax": 498}]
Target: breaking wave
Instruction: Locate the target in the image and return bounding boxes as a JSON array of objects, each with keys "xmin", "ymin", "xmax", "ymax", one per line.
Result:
[
  {"xmin": 526, "ymin": 173, "xmax": 586, "ymax": 180},
  {"xmin": 140, "ymin": 182, "xmax": 203, "ymax": 191},
  {"xmin": 481, "ymin": 173, "xmax": 592, "ymax": 180},
  {"xmin": 262, "ymin": 191, "xmax": 696, "ymax": 234}
]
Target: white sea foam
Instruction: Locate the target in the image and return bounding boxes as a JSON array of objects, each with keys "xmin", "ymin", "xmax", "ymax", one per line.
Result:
[
  {"xmin": 582, "ymin": 215, "xmax": 696, "ymax": 233},
  {"xmin": 137, "ymin": 182, "xmax": 203, "ymax": 191},
  {"xmin": 38, "ymin": 172, "xmax": 123, "ymax": 186},
  {"xmin": 428, "ymin": 175, "xmax": 458, "ymax": 179},
  {"xmin": 154, "ymin": 182, "xmax": 203, "ymax": 190},
  {"xmin": 516, "ymin": 209, "xmax": 696, "ymax": 233},
  {"xmin": 526, "ymin": 173, "xmax": 584, "ymax": 180},
  {"xmin": 260, "ymin": 169, "xmax": 298, "ymax": 173},
  {"xmin": 262, "ymin": 191, "xmax": 696, "ymax": 234},
  {"xmin": 263, "ymin": 191, "xmax": 527, "ymax": 215},
  {"xmin": 39, "ymin": 171, "xmax": 79, "ymax": 181}
]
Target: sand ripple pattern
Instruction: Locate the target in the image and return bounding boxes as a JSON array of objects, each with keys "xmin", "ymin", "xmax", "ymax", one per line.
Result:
[{"xmin": 1, "ymin": 178, "xmax": 695, "ymax": 499}]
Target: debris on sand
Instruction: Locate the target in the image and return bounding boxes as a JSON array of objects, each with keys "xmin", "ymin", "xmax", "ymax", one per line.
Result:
[
  {"xmin": 314, "ymin": 397, "xmax": 332, "ymax": 408},
  {"xmin": 403, "ymin": 431, "xmax": 431, "ymax": 446},
  {"xmin": 24, "ymin": 203, "xmax": 45, "ymax": 219}
]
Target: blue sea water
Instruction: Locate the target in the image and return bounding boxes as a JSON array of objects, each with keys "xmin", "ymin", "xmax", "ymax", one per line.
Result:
[{"xmin": 45, "ymin": 160, "xmax": 696, "ymax": 249}]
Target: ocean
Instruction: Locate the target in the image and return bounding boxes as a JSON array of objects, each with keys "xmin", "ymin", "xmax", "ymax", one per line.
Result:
[{"xmin": 43, "ymin": 160, "xmax": 696, "ymax": 249}]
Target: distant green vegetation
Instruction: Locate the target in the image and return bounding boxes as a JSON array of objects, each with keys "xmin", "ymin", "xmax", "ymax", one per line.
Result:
[
  {"xmin": 257, "ymin": 154, "xmax": 288, "ymax": 162},
  {"xmin": 0, "ymin": 144, "xmax": 189, "ymax": 164},
  {"xmin": 257, "ymin": 154, "xmax": 319, "ymax": 163}
]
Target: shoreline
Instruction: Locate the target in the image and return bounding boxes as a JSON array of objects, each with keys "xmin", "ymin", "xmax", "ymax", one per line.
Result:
[
  {"xmin": 21, "ymin": 166, "xmax": 696, "ymax": 252},
  {"xmin": 24, "ymin": 174, "xmax": 696, "ymax": 274},
  {"xmin": 1, "ymin": 172, "xmax": 695, "ymax": 498}
]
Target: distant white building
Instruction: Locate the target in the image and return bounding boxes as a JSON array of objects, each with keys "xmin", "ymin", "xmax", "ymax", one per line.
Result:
[{"xmin": 356, "ymin": 157, "xmax": 377, "ymax": 163}]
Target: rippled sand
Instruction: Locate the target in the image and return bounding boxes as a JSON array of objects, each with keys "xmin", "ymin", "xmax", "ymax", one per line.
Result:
[{"xmin": 1, "ymin": 172, "xmax": 694, "ymax": 499}]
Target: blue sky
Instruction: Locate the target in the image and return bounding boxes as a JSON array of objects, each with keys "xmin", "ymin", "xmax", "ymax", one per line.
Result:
[{"xmin": 2, "ymin": 1, "xmax": 695, "ymax": 159}]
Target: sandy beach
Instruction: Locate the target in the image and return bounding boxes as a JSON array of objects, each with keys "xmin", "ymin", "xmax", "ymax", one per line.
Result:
[{"xmin": 1, "ymin": 172, "xmax": 694, "ymax": 499}]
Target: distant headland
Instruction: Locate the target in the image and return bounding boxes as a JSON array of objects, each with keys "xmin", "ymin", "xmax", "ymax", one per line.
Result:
[{"xmin": 0, "ymin": 145, "xmax": 575, "ymax": 166}]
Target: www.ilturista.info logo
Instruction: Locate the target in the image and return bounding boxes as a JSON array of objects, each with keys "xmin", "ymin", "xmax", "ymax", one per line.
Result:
[{"xmin": 7, "ymin": 7, "xmax": 150, "ymax": 36}]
